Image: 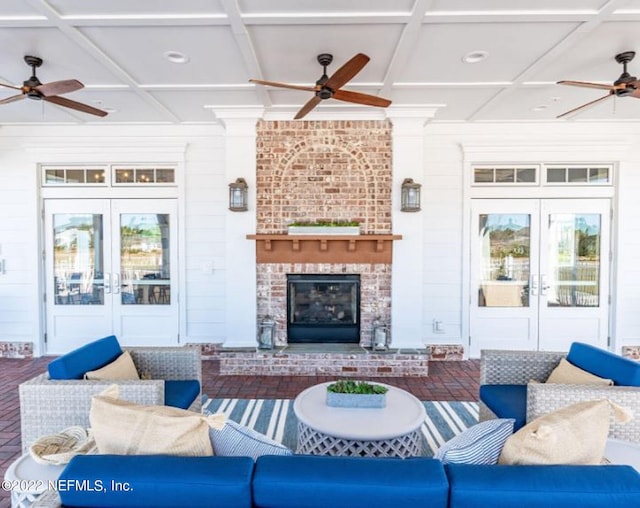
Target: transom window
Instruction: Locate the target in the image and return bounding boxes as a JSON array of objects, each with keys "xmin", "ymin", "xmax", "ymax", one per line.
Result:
[
  {"xmin": 42, "ymin": 165, "xmax": 176, "ymax": 187},
  {"xmin": 473, "ymin": 164, "xmax": 612, "ymax": 186}
]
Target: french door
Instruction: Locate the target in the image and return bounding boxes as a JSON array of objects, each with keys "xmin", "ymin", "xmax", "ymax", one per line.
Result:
[
  {"xmin": 44, "ymin": 199, "xmax": 178, "ymax": 353},
  {"xmin": 469, "ymin": 199, "xmax": 610, "ymax": 356}
]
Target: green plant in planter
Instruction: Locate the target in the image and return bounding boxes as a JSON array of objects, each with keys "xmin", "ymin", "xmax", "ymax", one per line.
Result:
[
  {"xmin": 289, "ymin": 220, "xmax": 360, "ymax": 227},
  {"xmin": 326, "ymin": 380, "xmax": 388, "ymax": 395}
]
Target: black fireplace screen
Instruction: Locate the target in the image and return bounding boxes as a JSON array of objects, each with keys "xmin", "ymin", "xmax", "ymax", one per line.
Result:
[{"xmin": 287, "ymin": 274, "xmax": 360, "ymax": 343}]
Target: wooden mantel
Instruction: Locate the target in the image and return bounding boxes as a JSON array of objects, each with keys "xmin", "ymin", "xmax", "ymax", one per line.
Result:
[{"xmin": 247, "ymin": 234, "xmax": 402, "ymax": 264}]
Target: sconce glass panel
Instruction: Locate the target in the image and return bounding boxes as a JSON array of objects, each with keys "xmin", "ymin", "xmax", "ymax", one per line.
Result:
[
  {"xmin": 229, "ymin": 178, "xmax": 248, "ymax": 212},
  {"xmin": 401, "ymin": 178, "xmax": 421, "ymax": 212}
]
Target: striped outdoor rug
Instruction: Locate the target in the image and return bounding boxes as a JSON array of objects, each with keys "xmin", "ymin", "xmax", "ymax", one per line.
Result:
[{"xmin": 202, "ymin": 397, "xmax": 479, "ymax": 456}]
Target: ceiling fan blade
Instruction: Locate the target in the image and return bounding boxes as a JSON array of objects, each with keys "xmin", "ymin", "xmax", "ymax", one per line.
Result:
[
  {"xmin": 43, "ymin": 95, "xmax": 108, "ymax": 117},
  {"xmin": 324, "ymin": 53, "xmax": 370, "ymax": 91},
  {"xmin": 36, "ymin": 79, "xmax": 84, "ymax": 97},
  {"xmin": 631, "ymin": 88, "xmax": 640, "ymax": 98},
  {"xmin": 0, "ymin": 94, "xmax": 26, "ymax": 105},
  {"xmin": 557, "ymin": 80, "xmax": 616, "ymax": 91},
  {"xmin": 294, "ymin": 96, "xmax": 322, "ymax": 120},
  {"xmin": 250, "ymin": 79, "xmax": 317, "ymax": 92},
  {"xmin": 0, "ymin": 82, "xmax": 22, "ymax": 91},
  {"xmin": 556, "ymin": 93, "xmax": 613, "ymax": 119},
  {"xmin": 332, "ymin": 89, "xmax": 391, "ymax": 108}
]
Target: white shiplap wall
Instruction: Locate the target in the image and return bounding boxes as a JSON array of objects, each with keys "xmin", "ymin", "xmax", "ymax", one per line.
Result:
[{"xmin": 0, "ymin": 120, "xmax": 639, "ymax": 356}]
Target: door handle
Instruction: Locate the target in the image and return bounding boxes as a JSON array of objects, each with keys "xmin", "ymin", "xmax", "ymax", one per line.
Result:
[
  {"xmin": 530, "ymin": 275, "xmax": 538, "ymax": 296},
  {"xmin": 113, "ymin": 273, "xmax": 121, "ymax": 294},
  {"xmin": 104, "ymin": 272, "xmax": 111, "ymax": 294},
  {"xmin": 541, "ymin": 274, "xmax": 550, "ymax": 295}
]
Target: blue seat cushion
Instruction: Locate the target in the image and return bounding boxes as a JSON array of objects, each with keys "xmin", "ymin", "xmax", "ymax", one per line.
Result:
[
  {"xmin": 47, "ymin": 335, "xmax": 122, "ymax": 380},
  {"xmin": 568, "ymin": 342, "xmax": 640, "ymax": 386},
  {"xmin": 446, "ymin": 463, "xmax": 640, "ymax": 508},
  {"xmin": 479, "ymin": 384, "xmax": 527, "ymax": 430},
  {"xmin": 253, "ymin": 455, "xmax": 449, "ymax": 508},
  {"xmin": 58, "ymin": 454, "xmax": 254, "ymax": 508},
  {"xmin": 164, "ymin": 379, "xmax": 200, "ymax": 409}
]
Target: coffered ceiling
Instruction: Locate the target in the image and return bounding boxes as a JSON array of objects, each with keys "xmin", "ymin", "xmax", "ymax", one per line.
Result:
[{"xmin": 2, "ymin": 0, "xmax": 640, "ymax": 124}]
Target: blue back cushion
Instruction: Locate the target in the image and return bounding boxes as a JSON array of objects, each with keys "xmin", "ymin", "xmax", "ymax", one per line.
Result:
[
  {"xmin": 47, "ymin": 335, "xmax": 122, "ymax": 380},
  {"xmin": 164, "ymin": 380, "xmax": 200, "ymax": 409},
  {"xmin": 568, "ymin": 342, "xmax": 640, "ymax": 386},
  {"xmin": 446, "ymin": 463, "xmax": 640, "ymax": 508},
  {"xmin": 59, "ymin": 455, "xmax": 254, "ymax": 508},
  {"xmin": 478, "ymin": 384, "xmax": 527, "ymax": 431},
  {"xmin": 253, "ymin": 455, "xmax": 449, "ymax": 508}
]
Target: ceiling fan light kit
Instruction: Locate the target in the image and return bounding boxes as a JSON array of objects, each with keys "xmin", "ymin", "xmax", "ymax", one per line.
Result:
[
  {"xmin": 556, "ymin": 50, "xmax": 640, "ymax": 118},
  {"xmin": 0, "ymin": 55, "xmax": 108, "ymax": 117},
  {"xmin": 250, "ymin": 52, "xmax": 392, "ymax": 119}
]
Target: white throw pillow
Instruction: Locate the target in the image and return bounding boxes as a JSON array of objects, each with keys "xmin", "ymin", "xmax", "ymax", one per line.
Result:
[
  {"xmin": 84, "ymin": 350, "xmax": 140, "ymax": 380},
  {"xmin": 434, "ymin": 419, "xmax": 515, "ymax": 464},
  {"xmin": 90, "ymin": 385, "xmax": 225, "ymax": 456},
  {"xmin": 545, "ymin": 358, "xmax": 613, "ymax": 386},
  {"xmin": 209, "ymin": 419, "xmax": 292, "ymax": 461},
  {"xmin": 499, "ymin": 399, "xmax": 631, "ymax": 465}
]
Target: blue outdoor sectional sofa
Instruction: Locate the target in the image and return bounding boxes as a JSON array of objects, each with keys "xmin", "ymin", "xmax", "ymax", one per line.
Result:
[{"xmin": 36, "ymin": 453, "xmax": 640, "ymax": 508}]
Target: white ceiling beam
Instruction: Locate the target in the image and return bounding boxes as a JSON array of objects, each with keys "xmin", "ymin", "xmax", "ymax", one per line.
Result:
[
  {"xmin": 380, "ymin": 0, "xmax": 435, "ymax": 99},
  {"xmin": 220, "ymin": 0, "xmax": 271, "ymax": 108}
]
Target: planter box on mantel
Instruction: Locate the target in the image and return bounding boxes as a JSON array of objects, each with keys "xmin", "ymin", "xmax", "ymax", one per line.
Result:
[
  {"xmin": 288, "ymin": 226, "xmax": 360, "ymax": 236},
  {"xmin": 326, "ymin": 391, "xmax": 386, "ymax": 408}
]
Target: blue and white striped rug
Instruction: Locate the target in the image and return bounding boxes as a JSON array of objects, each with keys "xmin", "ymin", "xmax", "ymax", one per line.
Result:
[{"xmin": 202, "ymin": 397, "xmax": 479, "ymax": 456}]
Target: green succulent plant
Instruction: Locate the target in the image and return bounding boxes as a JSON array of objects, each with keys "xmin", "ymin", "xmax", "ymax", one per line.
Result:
[
  {"xmin": 326, "ymin": 380, "xmax": 388, "ymax": 394},
  {"xmin": 289, "ymin": 220, "xmax": 360, "ymax": 227}
]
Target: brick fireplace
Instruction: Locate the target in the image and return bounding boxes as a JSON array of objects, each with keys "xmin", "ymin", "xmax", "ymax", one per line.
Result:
[{"xmin": 252, "ymin": 119, "xmax": 396, "ymax": 347}]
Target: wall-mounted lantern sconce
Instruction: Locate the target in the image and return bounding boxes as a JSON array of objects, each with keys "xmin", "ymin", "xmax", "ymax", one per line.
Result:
[
  {"xmin": 257, "ymin": 316, "xmax": 276, "ymax": 349},
  {"xmin": 229, "ymin": 177, "xmax": 248, "ymax": 212},
  {"xmin": 371, "ymin": 316, "xmax": 390, "ymax": 351},
  {"xmin": 401, "ymin": 178, "xmax": 421, "ymax": 212}
]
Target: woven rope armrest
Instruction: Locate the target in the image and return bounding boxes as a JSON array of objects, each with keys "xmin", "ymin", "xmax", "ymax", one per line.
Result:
[
  {"xmin": 127, "ymin": 346, "xmax": 201, "ymax": 382},
  {"xmin": 480, "ymin": 349, "xmax": 565, "ymax": 385},
  {"xmin": 527, "ymin": 383, "xmax": 640, "ymax": 443}
]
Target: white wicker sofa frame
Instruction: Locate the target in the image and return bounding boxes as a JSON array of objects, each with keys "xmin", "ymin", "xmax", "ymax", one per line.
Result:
[
  {"xmin": 19, "ymin": 346, "xmax": 202, "ymax": 453},
  {"xmin": 479, "ymin": 348, "xmax": 640, "ymax": 443}
]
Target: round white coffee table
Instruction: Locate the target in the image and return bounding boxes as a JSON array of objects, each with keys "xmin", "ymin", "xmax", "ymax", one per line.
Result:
[{"xmin": 293, "ymin": 382, "xmax": 426, "ymax": 457}]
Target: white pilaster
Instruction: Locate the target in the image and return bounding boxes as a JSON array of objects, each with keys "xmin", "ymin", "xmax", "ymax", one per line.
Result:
[
  {"xmin": 387, "ymin": 107, "xmax": 440, "ymax": 349},
  {"xmin": 215, "ymin": 108, "xmax": 264, "ymax": 347}
]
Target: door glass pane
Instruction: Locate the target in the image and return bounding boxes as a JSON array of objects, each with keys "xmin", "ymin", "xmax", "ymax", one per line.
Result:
[
  {"xmin": 53, "ymin": 214, "xmax": 104, "ymax": 305},
  {"xmin": 120, "ymin": 214, "xmax": 170, "ymax": 305},
  {"xmin": 547, "ymin": 214, "xmax": 600, "ymax": 307},
  {"xmin": 478, "ymin": 214, "xmax": 530, "ymax": 307}
]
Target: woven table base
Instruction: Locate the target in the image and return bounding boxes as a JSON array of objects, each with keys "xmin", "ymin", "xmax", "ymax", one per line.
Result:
[{"xmin": 296, "ymin": 421, "xmax": 424, "ymax": 458}]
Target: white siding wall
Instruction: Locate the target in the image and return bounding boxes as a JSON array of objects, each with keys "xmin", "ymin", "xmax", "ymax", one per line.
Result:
[{"xmin": 1, "ymin": 120, "xmax": 640, "ymax": 356}]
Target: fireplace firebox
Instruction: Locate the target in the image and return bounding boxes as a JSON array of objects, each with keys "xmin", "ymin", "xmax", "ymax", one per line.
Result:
[{"xmin": 287, "ymin": 274, "xmax": 360, "ymax": 343}]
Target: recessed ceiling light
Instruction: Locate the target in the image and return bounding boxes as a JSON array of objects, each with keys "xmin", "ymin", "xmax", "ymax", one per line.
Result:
[
  {"xmin": 462, "ymin": 50, "xmax": 488, "ymax": 64},
  {"xmin": 164, "ymin": 51, "xmax": 190, "ymax": 64},
  {"xmin": 103, "ymin": 107, "xmax": 117, "ymax": 114}
]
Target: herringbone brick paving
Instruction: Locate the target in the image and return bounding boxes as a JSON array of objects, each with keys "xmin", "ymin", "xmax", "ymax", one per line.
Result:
[{"xmin": 0, "ymin": 357, "xmax": 479, "ymax": 508}]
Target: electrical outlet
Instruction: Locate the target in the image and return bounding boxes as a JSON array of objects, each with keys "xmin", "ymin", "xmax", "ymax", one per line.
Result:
[{"xmin": 433, "ymin": 319, "xmax": 445, "ymax": 334}]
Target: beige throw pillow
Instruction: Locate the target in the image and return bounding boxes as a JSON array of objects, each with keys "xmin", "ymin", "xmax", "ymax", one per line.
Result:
[
  {"xmin": 545, "ymin": 358, "xmax": 613, "ymax": 385},
  {"xmin": 89, "ymin": 385, "xmax": 225, "ymax": 456},
  {"xmin": 84, "ymin": 351, "xmax": 140, "ymax": 380},
  {"xmin": 498, "ymin": 399, "xmax": 632, "ymax": 465}
]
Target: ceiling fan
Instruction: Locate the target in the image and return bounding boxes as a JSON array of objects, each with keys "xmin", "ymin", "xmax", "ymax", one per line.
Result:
[
  {"xmin": 556, "ymin": 51, "xmax": 640, "ymax": 118},
  {"xmin": 0, "ymin": 55, "xmax": 108, "ymax": 117},
  {"xmin": 250, "ymin": 53, "xmax": 392, "ymax": 119}
]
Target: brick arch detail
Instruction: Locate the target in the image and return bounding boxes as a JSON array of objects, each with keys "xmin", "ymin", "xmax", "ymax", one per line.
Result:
[{"xmin": 274, "ymin": 137, "xmax": 377, "ymax": 232}]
